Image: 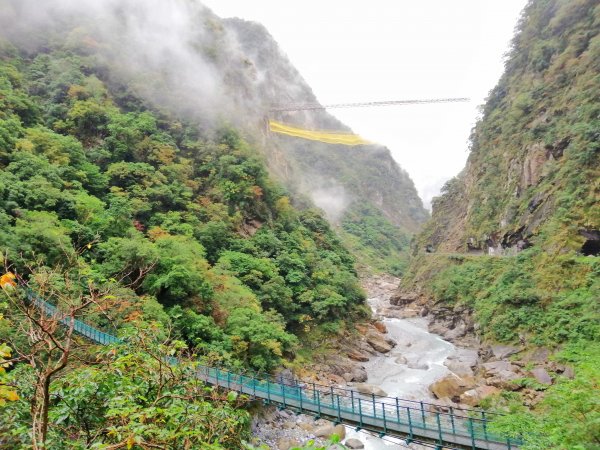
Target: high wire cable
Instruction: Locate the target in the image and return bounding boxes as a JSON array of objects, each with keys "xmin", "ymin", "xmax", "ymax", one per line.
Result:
[{"xmin": 269, "ymin": 97, "xmax": 470, "ymax": 112}]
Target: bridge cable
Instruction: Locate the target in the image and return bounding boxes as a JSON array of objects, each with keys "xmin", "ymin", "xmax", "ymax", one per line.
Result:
[{"xmin": 269, "ymin": 97, "xmax": 470, "ymax": 112}]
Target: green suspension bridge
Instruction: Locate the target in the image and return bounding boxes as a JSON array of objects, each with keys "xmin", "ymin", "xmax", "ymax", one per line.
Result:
[{"xmin": 28, "ymin": 291, "xmax": 521, "ymax": 450}]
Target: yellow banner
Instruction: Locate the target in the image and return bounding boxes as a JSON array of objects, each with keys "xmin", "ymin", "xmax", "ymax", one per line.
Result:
[{"xmin": 269, "ymin": 120, "xmax": 371, "ymax": 146}]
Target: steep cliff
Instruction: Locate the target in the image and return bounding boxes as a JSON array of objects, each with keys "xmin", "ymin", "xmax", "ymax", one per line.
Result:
[
  {"xmin": 399, "ymin": 2, "xmax": 599, "ymax": 447},
  {"xmin": 224, "ymin": 18, "xmax": 428, "ymax": 271},
  {"xmin": 416, "ymin": 0, "xmax": 599, "ymax": 255}
]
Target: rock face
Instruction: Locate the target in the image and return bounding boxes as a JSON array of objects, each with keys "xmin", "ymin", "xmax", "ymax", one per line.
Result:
[{"xmin": 403, "ymin": 0, "xmax": 599, "ymax": 256}]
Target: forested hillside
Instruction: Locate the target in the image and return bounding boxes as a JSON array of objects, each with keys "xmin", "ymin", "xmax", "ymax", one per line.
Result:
[
  {"xmin": 0, "ymin": 0, "xmax": 427, "ymax": 276},
  {"xmin": 0, "ymin": 2, "xmax": 378, "ymax": 446},
  {"xmin": 401, "ymin": 1, "xmax": 599, "ymax": 447}
]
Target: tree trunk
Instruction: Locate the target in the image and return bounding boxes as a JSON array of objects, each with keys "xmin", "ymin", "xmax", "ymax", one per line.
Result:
[{"xmin": 31, "ymin": 372, "xmax": 50, "ymax": 450}]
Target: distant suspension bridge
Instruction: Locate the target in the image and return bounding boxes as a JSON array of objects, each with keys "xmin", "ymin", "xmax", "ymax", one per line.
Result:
[{"xmin": 267, "ymin": 97, "xmax": 470, "ymax": 145}]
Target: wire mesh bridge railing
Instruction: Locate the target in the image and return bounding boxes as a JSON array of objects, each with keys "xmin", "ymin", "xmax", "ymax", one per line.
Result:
[{"xmin": 27, "ymin": 292, "xmax": 521, "ymax": 450}]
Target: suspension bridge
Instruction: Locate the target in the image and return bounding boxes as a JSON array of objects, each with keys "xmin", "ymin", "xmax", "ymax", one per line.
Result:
[
  {"xmin": 27, "ymin": 291, "xmax": 521, "ymax": 450},
  {"xmin": 267, "ymin": 97, "xmax": 470, "ymax": 146}
]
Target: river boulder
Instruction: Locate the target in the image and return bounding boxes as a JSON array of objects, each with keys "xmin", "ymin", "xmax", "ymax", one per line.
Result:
[
  {"xmin": 366, "ymin": 330, "xmax": 395, "ymax": 353},
  {"xmin": 345, "ymin": 438, "xmax": 365, "ymax": 449},
  {"xmin": 459, "ymin": 385, "xmax": 501, "ymax": 406},
  {"xmin": 355, "ymin": 383, "xmax": 387, "ymax": 397},
  {"xmin": 429, "ymin": 374, "xmax": 474, "ymax": 400},
  {"xmin": 347, "ymin": 350, "xmax": 370, "ymax": 362},
  {"xmin": 529, "ymin": 367, "xmax": 552, "ymax": 385}
]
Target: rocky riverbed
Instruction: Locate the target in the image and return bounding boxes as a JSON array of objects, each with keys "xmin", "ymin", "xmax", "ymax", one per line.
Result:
[{"xmin": 252, "ymin": 274, "xmax": 573, "ymax": 449}]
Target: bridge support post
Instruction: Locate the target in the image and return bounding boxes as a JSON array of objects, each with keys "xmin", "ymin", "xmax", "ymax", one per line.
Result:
[
  {"xmin": 406, "ymin": 407, "xmax": 414, "ymax": 439},
  {"xmin": 436, "ymin": 412, "xmax": 443, "ymax": 445},
  {"xmin": 282, "ymin": 382, "xmax": 286, "ymax": 408},
  {"xmin": 482, "ymin": 411, "xmax": 488, "ymax": 440},
  {"xmin": 372, "ymin": 393, "xmax": 376, "ymax": 419},
  {"xmin": 469, "ymin": 417, "xmax": 476, "ymax": 450},
  {"xmin": 316, "ymin": 388, "xmax": 321, "ymax": 417},
  {"xmin": 450, "ymin": 406, "xmax": 456, "ymax": 434},
  {"xmin": 420, "ymin": 401, "xmax": 426, "ymax": 428},
  {"xmin": 330, "ymin": 386, "xmax": 335, "ymax": 408},
  {"xmin": 358, "ymin": 398, "xmax": 363, "ymax": 428}
]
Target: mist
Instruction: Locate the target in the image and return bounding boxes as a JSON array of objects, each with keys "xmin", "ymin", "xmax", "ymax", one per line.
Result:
[
  {"xmin": 309, "ymin": 185, "xmax": 351, "ymax": 223},
  {"xmin": 0, "ymin": 0, "xmax": 264, "ymax": 130},
  {"xmin": 0, "ymin": 0, "xmax": 418, "ymax": 224}
]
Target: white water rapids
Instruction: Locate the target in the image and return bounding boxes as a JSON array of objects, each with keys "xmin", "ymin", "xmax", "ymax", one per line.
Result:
[{"xmin": 344, "ymin": 287, "xmax": 457, "ymax": 449}]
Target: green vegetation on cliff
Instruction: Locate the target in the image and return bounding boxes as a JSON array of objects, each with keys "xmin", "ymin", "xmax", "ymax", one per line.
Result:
[
  {"xmin": 0, "ymin": 25, "xmax": 366, "ymax": 447},
  {"xmin": 405, "ymin": 1, "xmax": 600, "ymax": 448}
]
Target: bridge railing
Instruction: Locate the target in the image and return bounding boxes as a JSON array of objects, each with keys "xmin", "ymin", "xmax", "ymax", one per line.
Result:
[
  {"xmin": 23, "ymin": 290, "xmax": 521, "ymax": 449},
  {"xmin": 199, "ymin": 365, "xmax": 521, "ymax": 449},
  {"xmin": 230, "ymin": 365, "xmax": 504, "ymax": 422}
]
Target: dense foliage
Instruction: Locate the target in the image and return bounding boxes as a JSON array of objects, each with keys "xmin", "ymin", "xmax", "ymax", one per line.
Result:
[
  {"xmin": 0, "ymin": 44, "xmax": 366, "ymax": 368},
  {"xmin": 340, "ymin": 202, "xmax": 411, "ymax": 274},
  {"xmin": 0, "ymin": 328, "xmax": 252, "ymax": 449},
  {"xmin": 0, "ymin": 27, "xmax": 370, "ymax": 446}
]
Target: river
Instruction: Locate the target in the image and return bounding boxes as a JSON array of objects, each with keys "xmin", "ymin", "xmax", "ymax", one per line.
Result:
[{"xmin": 343, "ymin": 279, "xmax": 457, "ymax": 449}]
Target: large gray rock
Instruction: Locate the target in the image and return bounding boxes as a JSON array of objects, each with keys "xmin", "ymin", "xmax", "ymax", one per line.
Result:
[
  {"xmin": 460, "ymin": 385, "xmax": 501, "ymax": 406},
  {"xmin": 347, "ymin": 350, "xmax": 370, "ymax": 362},
  {"xmin": 486, "ymin": 370, "xmax": 521, "ymax": 390},
  {"xmin": 481, "ymin": 361, "xmax": 517, "ymax": 377},
  {"xmin": 314, "ymin": 424, "xmax": 345, "ymax": 439},
  {"xmin": 366, "ymin": 330, "xmax": 395, "ymax": 353},
  {"xmin": 333, "ymin": 424, "xmax": 346, "ymax": 440},
  {"xmin": 355, "ymin": 383, "xmax": 387, "ymax": 397},
  {"xmin": 277, "ymin": 438, "xmax": 300, "ymax": 450},
  {"xmin": 314, "ymin": 424, "xmax": 335, "ymax": 438},
  {"xmin": 345, "ymin": 438, "xmax": 365, "ymax": 449},
  {"xmin": 445, "ymin": 359, "xmax": 474, "ymax": 377},
  {"xmin": 342, "ymin": 366, "xmax": 368, "ymax": 383},
  {"xmin": 429, "ymin": 374, "xmax": 474, "ymax": 400},
  {"xmin": 526, "ymin": 347, "xmax": 551, "ymax": 363},
  {"xmin": 491, "ymin": 345, "xmax": 522, "ymax": 359},
  {"xmin": 530, "ymin": 367, "xmax": 552, "ymax": 385}
]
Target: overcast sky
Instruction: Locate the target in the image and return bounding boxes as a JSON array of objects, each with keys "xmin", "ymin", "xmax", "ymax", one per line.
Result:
[{"xmin": 202, "ymin": 0, "xmax": 528, "ymax": 208}]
